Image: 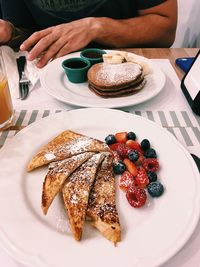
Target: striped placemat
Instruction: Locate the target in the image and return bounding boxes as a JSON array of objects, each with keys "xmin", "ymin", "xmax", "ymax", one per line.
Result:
[{"xmin": 0, "ymin": 109, "xmax": 200, "ymax": 152}]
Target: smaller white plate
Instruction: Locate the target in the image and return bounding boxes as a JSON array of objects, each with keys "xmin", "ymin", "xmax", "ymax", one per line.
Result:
[{"xmin": 39, "ymin": 51, "xmax": 165, "ymax": 108}]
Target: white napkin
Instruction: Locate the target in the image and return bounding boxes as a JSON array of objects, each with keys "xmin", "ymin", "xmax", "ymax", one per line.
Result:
[{"xmin": 0, "ymin": 45, "xmax": 39, "ymax": 99}]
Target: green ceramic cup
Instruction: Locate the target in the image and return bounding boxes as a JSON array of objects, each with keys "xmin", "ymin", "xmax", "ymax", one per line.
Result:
[
  {"xmin": 62, "ymin": 57, "xmax": 91, "ymax": 83},
  {"xmin": 80, "ymin": 48, "xmax": 107, "ymax": 65}
]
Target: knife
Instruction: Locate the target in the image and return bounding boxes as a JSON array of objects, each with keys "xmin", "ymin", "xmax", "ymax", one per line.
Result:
[{"xmin": 16, "ymin": 56, "xmax": 26, "ymax": 79}]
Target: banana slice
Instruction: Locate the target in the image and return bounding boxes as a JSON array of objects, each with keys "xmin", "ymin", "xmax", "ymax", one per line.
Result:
[
  {"xmin": 103, "ymin": 53, "xmax": 126, "ymax": 64},
  {"xmin": 103, "ymin": 51, "xmax": 150, "ymax": 75}
]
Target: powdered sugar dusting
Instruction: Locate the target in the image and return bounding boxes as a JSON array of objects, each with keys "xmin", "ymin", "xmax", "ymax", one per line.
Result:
[
  {"xmin": 95, "ymin": 62, "xmax": 142, "ymax": 86},
  {"xmin": 44, "ymin": 136, "xmax": 108, "ymax": 161},
  {"xmin": 87, "ymin": 153, "xmax": 120, "ymax": 225},
  {"xmin": 71, "ymin": 193, "xmax": 78, "ymax": 204},
  {"xmin": 62, "ymin": 153, "xmax": 105, "ymax": 221},
  {"xmin": 55, "ymin": 137, "xmax": 108, "ymax": 155},
  {"xmin": 45, "ymin": 153, "xmax": 56, "ymax": 161},
  {"xmin": 48, "ymin": 152, "xmax": 94, "ymax": 176}
]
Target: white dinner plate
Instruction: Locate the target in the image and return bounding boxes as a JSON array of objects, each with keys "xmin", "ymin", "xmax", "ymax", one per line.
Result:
[
  {"xmin": 39, "ymin": 51, "xmax": 165, "ymax": 108},
  {"xmin": 0, "ymin": 108, "xmax": 199, "ymax": 267}
]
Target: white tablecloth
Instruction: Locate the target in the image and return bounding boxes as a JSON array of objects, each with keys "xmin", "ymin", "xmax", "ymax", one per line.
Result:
[{"xmin": 0, "ymin": 58, "xmax": 200, "ymax": 267}]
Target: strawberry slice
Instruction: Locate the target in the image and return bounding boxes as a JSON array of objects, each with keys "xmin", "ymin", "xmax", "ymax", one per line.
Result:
[
  {"xmin": 119, "ymin": 171, "xmax": 137, "ymax": 192},
  {"xmin": 123, "ymin": 158, "xmax": 138, "ymax": 176},
  {"xmin": 115, "ymin": 132, "xmax": 128, "ymax": 143},
  {"xmin": 109, "ymin": 143, "xmax": 120, "ymax": 151},
  {"xmin": 126, "ymin": 140, "xmax": 144, "ymax": 154}
]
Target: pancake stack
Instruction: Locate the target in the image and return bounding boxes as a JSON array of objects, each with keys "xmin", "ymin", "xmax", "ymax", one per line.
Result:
[{"xmin": 87, "ymin": 61, "xmax": 146, "ymax": 98}]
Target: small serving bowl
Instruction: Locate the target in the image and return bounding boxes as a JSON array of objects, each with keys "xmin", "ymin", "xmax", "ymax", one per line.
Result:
[
  {"xmin": 62, "ymin": 57, "xmax": 91, "ymax": 83},
  {"xmin": 80, "ymin": 48, "xmax": 107, "ymax": 65}
]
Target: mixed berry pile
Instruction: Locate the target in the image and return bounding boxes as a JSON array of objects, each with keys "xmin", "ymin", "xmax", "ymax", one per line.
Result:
[{"xmin": 105, "ymin": 131, "xmax": 164, "ymax": 208}]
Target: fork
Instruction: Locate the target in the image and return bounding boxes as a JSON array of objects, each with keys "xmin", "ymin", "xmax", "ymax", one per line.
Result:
[
  {"xmin": 19, "ymin": 71, "xmax": 30, "ymax": 100},
  {"xmin": 17, "ymin": 56, "xmax": 30, "ymax": 100}
]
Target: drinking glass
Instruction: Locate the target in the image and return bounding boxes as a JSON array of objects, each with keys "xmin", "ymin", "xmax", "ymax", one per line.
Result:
[{"xmin": 0, "ymin": 57, "xmax": 13, "ymax": 130}]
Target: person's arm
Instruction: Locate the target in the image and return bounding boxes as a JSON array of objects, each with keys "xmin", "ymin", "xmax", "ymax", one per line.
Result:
[
  {"xmin": 21, "ymin": 0, "xmax": 177, "ymax": 68},
  {"xmin": 0, "ymin": 19, "xmax": 13, "ymax": 43},
  {"xmin": 94, "ymin": 0, "xmax": 177, "ymax": 48},
  {"xmin": 0, "ymin": 4, "xmax": 2, "ymax": 18},
  {"xmin": 0, "ymin": 0, "xmax": 36, "ymax": 47},
  {"xmin": 0, "ymin": 20, "xmax": 34, "ymax": 48}
]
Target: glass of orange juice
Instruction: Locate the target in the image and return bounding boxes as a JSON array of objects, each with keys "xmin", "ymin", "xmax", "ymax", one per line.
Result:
[{"xmin": 0, "ymin": 59, "xmax": 13, "ymax": 130}]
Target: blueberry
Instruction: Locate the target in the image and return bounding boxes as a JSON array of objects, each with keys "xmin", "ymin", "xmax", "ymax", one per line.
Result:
[
  {"xmin": 127, "ymin": 131, "xmax": 136, "ymax": 140},
  {"xmin": 147, "ymin": 181, "xmax": 164, "ymax": 197},
  {"xmin": 147, "ymin": 171, "xmax": 158, "ymax": 183},
  {"xmin": 128, "ymin": 150, "xmax": 139, "ymax": 162},
  {"xmin": 141, "ymin": 139, "xmax": 150, "ymax": 151},
  {"xmin": 105, "ymin": 134, "xmax": 116, "ymax": 145},
  {"xmin": 144, "ymin": 148, "xmax": 157, "ymax": 158},
  {"xmin": 113, "ymin": 161, "xmax": 126, "ymax": 174}
]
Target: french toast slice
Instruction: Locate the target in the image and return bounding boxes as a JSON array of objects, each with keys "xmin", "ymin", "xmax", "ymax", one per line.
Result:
[
  {"xmin": 27, "ymin": 130, "xmax": 109, "ymax": 172},
  {"xmin": 42, "ymin": 152, "xmax": 95, "ymax": 215},
  {"xmin": 87, "ymin": 153, "xmax": 121, "ymax": 244},
  {"xmin": 62, "ymin": 153, "xmax": 105, "ymax": 241}
]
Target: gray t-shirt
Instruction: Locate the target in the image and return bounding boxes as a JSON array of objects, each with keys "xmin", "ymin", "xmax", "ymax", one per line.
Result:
[{"xmin": 1, "ymin": 0, "xmax": 166, "ymax": 29}]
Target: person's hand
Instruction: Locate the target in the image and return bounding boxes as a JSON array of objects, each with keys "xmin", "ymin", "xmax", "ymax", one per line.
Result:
[
  {"xmin": 0, "ymin": 19, "xmax": 13, "ymax": 44},
  {"xmin": 20, "ymin": 17, "xmax": 98, "ymax": 68}
]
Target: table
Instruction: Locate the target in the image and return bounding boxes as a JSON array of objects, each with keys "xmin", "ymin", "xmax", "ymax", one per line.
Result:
[{"xmin": 0, "ymin": 48, "xmax": 200, "ymax": 267}]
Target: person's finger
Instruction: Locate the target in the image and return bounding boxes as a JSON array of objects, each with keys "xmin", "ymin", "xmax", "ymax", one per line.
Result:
[
  {"xmin": 36, "ymin": 38, "xmax": 67, "ymax": 68},
  {"xmin": 20, "ymin": 27, "xmax": 53, "ymax": 51},
  {"xmin": 26, "ymin": 32, "xmax": 59, "ymax": 61}
]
